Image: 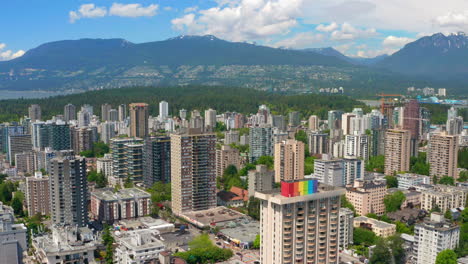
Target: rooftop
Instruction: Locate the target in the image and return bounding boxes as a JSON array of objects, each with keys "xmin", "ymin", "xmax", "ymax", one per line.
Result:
[
  {"xmin": 219, "ymin": 219, "xmax": 260, "ymax": 244},
  {"xmin": 355, "ymin": 216, "xmax": 396, "ymax": 229},
  {"xmin": 255, "ymin": 183, "xmax": 345, "ymax": 205},
  {"xmin": 92, "ymin": 187, "xmax": 150, "ymax": 201},
  {"xmin": 179, "ymin": 206, "xmax": 246, "ymax": 228}
]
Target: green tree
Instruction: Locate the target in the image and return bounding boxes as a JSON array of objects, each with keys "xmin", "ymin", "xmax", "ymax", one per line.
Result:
[
  {"xmin": 239, "ymin": 163, "xmax": 256, "ymax": 176},
  {"xmin": 384, "ymin": 175, "xmax": 398, "ymax": 188},
  {"xmin": 366, "ymin": 213, "xmax": 380, "ymax": 220},
  {"xmin": 409, "ymin": 152, "xmax": 430, "ymax": 176},
  {"xmin": 439, "ymin": 176, "xmax": 455, "ymax": 186},
  {"xmin": 458, "ymin": 171, "xmax": 468, "ymax": 182},
  {"xmin": 149, "ymin": 182, "xmax": 172, "ymax": 203},
  {"xmin": 294, "ymin": 130, "xmax": 307, "ymax": 144},
  {"xmin": 436, "ymin": 249, "xmax": 458, "ymax": 264},
  {"xmin": 459, "ymin": 147, "xmax": 468, "ymax": 169},
  {"xmin": 123, "ymin": 175, "xmax": 134, "ymax": 188},
  {"xmin": 341, "ymin": 195, "xmax": 355, "ymax": 214},
  {"xmin": 384, "ymin": 191, "xmax": 406, "ymax": 213},
  {"xmin": 445, "ymin": 210, "xmax": 453, "ymax": 220},
  {"xmin": 11, "ymin": 192, "xmax": 24, "ymax": 217},
  {"xmin": 87, "ymin": 170, "xmax": 107, "ymax": 188},
  {"xmin": 0, "ymin": 181, "xmax": 16, "ymax": 204},
  {"xmin": 175, "ymin": 234, "xmax": 233, "ymax": 264},
  {"xmin": 366, "ymin": 155, "xmax": 385, "ymax": 173},
  {"xmin": 102, "ymin": 224, "xmax": 115, "ymax": 264},
  {"xmin": 370, "ymin": 238, "xmax": 393, "ymax": 264},
  {"xmin": 395, "ymin": 221, "xmax": 413, "ymax": 235},
  {"xmin": 252, "ymin": 234, "xmax": 260, "ymax": 249},
  {"xmin": 256, "ymin": 156, "xmax": 274, "ymax": 169},
  {"xmin": 353, "ymin": 227, "xmax": 376, "ymax": 246},
  {"xmin": 304, "ymin": 156, "xmax": 315, "ymax": 175}
]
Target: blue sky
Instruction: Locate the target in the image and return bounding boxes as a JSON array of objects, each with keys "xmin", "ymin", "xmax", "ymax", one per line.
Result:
[{"xmin": 1, "ymin": 0, "xmax": 468, "ymax": 61}]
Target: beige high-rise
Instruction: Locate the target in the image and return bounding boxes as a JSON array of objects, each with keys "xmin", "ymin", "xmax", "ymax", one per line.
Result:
[
  {"xmin": 255, "ymin": 183, "xmax": 344, "ymax": 264},
  {"xmin": 171, "ymin": 129, "xmax": 217, "ymax": 215},
  {"xmin": 26, "ymin": 172, "xmax": 50, "ymax": 216},
  {"xmin": 308, "ymin": 115, "xmax": 319, "ymax": 131},
  {"xmin": 129, "ymin": 103, "xmax": 149, "ymax": 138},
  {"xmin": 428, "ymin": 132, "xmax": 459, "ymax": 179},
  {"xmin": 384, "ymin": 129, "xmax": 411, "ymax": 176},
  {"xmin": 274, "ymin": 139, "xmax": 305, "ymax": 182},
  {"xmin": 216, "ymin": 145, "xmax": 241, "ymax": 177}
]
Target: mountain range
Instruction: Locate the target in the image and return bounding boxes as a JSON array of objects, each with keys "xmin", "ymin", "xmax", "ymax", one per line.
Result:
[{"xmin": 0, "ymin": 33, "xmax": 467, "ymax": 95}]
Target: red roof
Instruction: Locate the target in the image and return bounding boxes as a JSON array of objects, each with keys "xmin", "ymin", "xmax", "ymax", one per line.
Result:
[{"xmin": 229, "ymin": 186, "xmax": 249, "ymax": 202}]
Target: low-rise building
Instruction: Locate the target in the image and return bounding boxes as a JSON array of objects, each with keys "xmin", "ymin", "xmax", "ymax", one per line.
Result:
[
  {"xmin": 0, "ymin": 202, "xmax": 27, "ymax": 264},
  {"xmin": 413, "ymin": 213, "xmax": 460, "ymax": 264},
  {"xmin": 339, "ymin": 208, "xmax": 354, "ymax": 249},
  {"xmin": 397, "ymin": 173, "xmax": 431, "ymax": 190},
  {"xmin": 32, "ymin": 226, "xmax": 98, "ymax": 264},
  {"xmin": 96, "ymin": 154, "xmax": 113, "ymax": 178},
  {"xmin": 346, "ymin": 180, "xmax": 386, "ymax": 216},
  {"xmin": 115, "ymin": 229, "xmax": 166, "ymax": 264},
  {"xmin": 421, "ymin": 185, "xmax": 468, "ymax": 213},
  {"xmin": 217, "ymin": 186, "xmax": 249, "ymax": 207},
  {"xmin": 90, "ymin": 188, "xmax": 151, "ymax": 223},
  {"xmin": 354, "ymin": 216, "xmax": 396, "ymax": 237}
]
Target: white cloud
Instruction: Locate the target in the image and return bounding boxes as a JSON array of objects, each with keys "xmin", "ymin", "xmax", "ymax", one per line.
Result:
[
  {"xmin": 434, "ymin": 11, "xmax": 468, "ymax": 31},
  {"xmin": 163, "ymin": 6, "xmax": 173, "ymax": 11},
  {"xmin": 330, "ymin": 23, "xmax": 377, "ymax": 41},
  {"xmin": 0, "ymin": 43, "xmax": 25, "ymax": 61},
  {"xmin": 316, "ymin": 22, "xmax": 338, "ymax": 32},
  {"xmin": 354, "ymin": 47, "xmax": 396, "ymax": 58},
  {"xmin": 184, "ymin": 6, "xmax": 198, "ymax": 13},
  {"xmin": 171, "ymin": 0, "xmax": 303, "ymax": 41},
  {"xmin": 69, "ymin": 4, "xmax": 107, "ymax": 23},
  {"xmin": 300, "ymin": 0, "xmax": 468, "ymax": 33},
  {"xmin": 273, "ymin": 32, "xmax": 325, "ymax": 48},
  {"xmin": 333, "ymin": 43, "xmax": 353, "ymax": 54},
  {"xmin": 382, "ymin": 36, "xmax": 414, "ymax": 48},
  {"xmin": 172, "ymin": 14, "xmax": 196, "ymax": 31},
  {"xmin": 109, "ymin": 3, "xmax": 158, "ymax": 17}
]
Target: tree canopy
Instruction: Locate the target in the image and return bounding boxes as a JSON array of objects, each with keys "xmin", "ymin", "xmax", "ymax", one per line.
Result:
[
  {"xmin": 436, "ymin": 249, "xmax": 458, "ymax": 264},
  {"xmin": 384, "ymin": 191, "xmax": 406, "ymax": 213},
  {"xmin": 174, "ymin": 234, "xmax": 233, "ymax": 264},
  {"xmin": 353, "ymin": 227, "xmax": 377, "ymax": 246}
]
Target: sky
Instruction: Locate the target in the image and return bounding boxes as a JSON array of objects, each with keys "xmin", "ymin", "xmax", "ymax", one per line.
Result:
[{"xmin": 1, "ymin": 0, "xmax": 468, "ymax": 61}]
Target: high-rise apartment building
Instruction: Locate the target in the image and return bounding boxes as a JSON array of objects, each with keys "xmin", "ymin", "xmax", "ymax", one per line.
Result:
[
  {"xmin": 344, "ymin": 133, "xmax": 369, "ymax": 160},
  {"xmin": 179, "ymin": 108, "xmax": 187, "ymax": 120},
  {"xmin": 308, "ymin": 132, "xmax": 328, "ymax": 156},
  {"xmin": 413, "ymin": 213, "xmax": 460, "ymax": 264},
  {"xmin": 143, "ymin": 136, "xmax": 171, "ymax": 188},
  {"xmin": 288, "ymin": 111, "xmax": 300, "ymax": 127},
  {"xmin": 428, "ymin": 132, "xmax": 459, "ymax": 179},
  {"xmin": 71, "ymin": 127, "xmax": 94, "ymax": 154},
  {"xmin": 216, "ymin": 145, "xmax": 241, "ymax": 177},
  {"xmin": 26, "ymin": 172, "xmax": 50, "ymax": 216},
  {"xmin": 48, "ymin": 156, "xmax": 88, "ymax": 227},
  {"xmin": 446, "ymin": 117, "xmax": 464, "ymax": 135},
  {"xmin": 101, "ymin": 103, "xmax": 112, "ymax": 121},
  {"xmin": 118, "ymin": 104, "xmax": 127, "ymax": 121},
  {"xmin": 204, "ymin": 108, "xmax": 217, "ymax": 130},
  {"xmin": 314, "ymin": 155, "xmax": 345, "ymax": 186},
  {"xmin": 384, "ymin": 129, "xmax": 411, "ymax": 176},
  {"xmin": 308, "ymin": 115, "xmax": 319, "ymax": 131},
  {"xmin": 100, "ymin": 122, "xmax": 116, "ymax": 144},
  {"xmin": 110, "ymin": 138, "xmax": 144, "ymax": 186},
  {"xmin": 339, "ymin": 208, "xmax": 354, "ymax": 249},
  {"xmin": 274, "ymin": 139, "xmax": 304, "ymax": 182},
  {"xmin": 8, "ymin": 134, "xmax": 32, "ymax": 164},
  {"xmin": 64, "ymin": 104, "xmax": 76, "ymax": 122},
  {"xmin": 158, "ymin": 100, "xmax": 169, "ymax": 121},
  {"xmin": 342, "ymin": 113, "xmax": 356, "ymax": 135},
  {"xmin": 108, "ymin": 109, "xmax": 118, "ymax": 122},
  {"xmin": 249, "ymin": 125, "xmax": 273, "ymax": 163},
  {"xmin": 129, "ymin": 103, "xmax": 149, "ymax": 138},
  {"xmin": 15, "ymin": 151, "xmax": 36, "ymax": 175},
  {"xmin": 346, "ymin": 180, "xmax": 386, "ymax": 216},
  {"xmin": 171, "ymin": 129, "xmax": 216, "ymax": 215},
  {"xmin": 271, "ymin": 115, "xmax": 287, "ymax": 132},
  {"xmin": 77, "ymin": 109, "xmax": 91, "ymax": 127},
  {"xmin": 256, "ymin": 179, "xmax": 344, "ymax": 264},
  {"xmin": 28, "ymin": 104, "xmax": 42, "ymax": 122},
  {"xmin": 224, "ymin": 130, "xmax": 240, "ymax": 145},
  {"xmin": 343, "ymin": 158, "xmax": 364, "ymax": 186},
  {"xmin": 248, "ymin": 165, "xmax": 274, "ymax": 197},
  {"xmin": 328, "ymin": 110, "xmax": 344, "ymax": 130}
]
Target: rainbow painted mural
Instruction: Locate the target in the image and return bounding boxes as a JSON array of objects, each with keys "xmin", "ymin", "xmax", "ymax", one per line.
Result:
[{"xmin": 281, "ymin": 179, "xmax": 319, "ymax": 197}]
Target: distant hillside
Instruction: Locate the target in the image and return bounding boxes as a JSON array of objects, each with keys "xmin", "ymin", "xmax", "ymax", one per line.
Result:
[
  {"xmin": 0, "ymin": 86, "xmax": 369, "ymax": 122},
  {"xmin": 0, "ymin": 34, "xmax": 467, "ymax": 95},
  {"xmin": 377, "ymin": 33, "xmax": 468, "ymax": 78}
]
